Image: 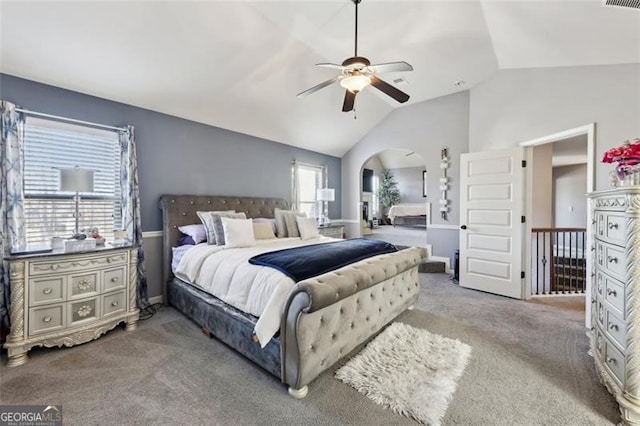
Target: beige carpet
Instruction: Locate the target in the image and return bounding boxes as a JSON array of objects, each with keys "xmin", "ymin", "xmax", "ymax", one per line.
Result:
[{"xmin": 0, "ymin": 274, "xmax": 619, "ymax": 425}]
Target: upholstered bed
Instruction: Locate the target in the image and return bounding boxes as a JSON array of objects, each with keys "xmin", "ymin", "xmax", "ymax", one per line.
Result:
[{"xmin": 160, "ymin": 195, "xmax": 426, "ymax": 398}]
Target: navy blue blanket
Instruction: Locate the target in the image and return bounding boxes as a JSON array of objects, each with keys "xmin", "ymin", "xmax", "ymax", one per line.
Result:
[{"xmin": 248, "ymin": 238, "xmax": 398, "ymax": 282}]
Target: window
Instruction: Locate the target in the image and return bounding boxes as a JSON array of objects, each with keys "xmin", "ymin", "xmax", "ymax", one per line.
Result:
[
  {"xmin": 23, "ymin": 117, "xmax": 122, "ymax": 247},
  {"xmin": 295, "ymin": 163, "xmax": 324, "ymax": 217}
]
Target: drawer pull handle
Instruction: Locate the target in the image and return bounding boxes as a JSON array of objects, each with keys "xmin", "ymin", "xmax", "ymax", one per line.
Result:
[
  {"xmin": 43, "ymin": 288, "xmax": 53, "ymax": 295},
  {"xmin": 591, "ymin": 273, "xmax": 596, "ymax": 278},
  {"xmin": 592, "ymin": 219, "xmax": 597, "ymax": 225},
  {"xmin": 592, "ymin": 299, "xmax": 597, "ymax": 304},
  {"xmin": 111, "ymin": 300, "xmax": 119, "ymax": 307},
  {"xmin": 111, "ymin": 277, "xmax": 119, "ymax": 283},
  {"xmin": 609, "ymin": 323, "xmax": 619, "ymax": 331},
  {"xmin": 591, "ymin": 246, "xmax": 596, "ymax": 252},
  {"xmin": 608, "ymin": 256, "xmax": 618, "ymax": 264},
  {"xmin": 607, "ymin": 289, "xmax": 617, "ymax": 297},
  {"xmin": 43, "ymin": 316, "xmax": 52, "ymax": 323},
  {"xmin": 608, "ymin": 222, "xmax": 619, "ymax": 230},
  {"xmin": 606, "ymin": 356, "xmax": 617, "ymax": 365}
]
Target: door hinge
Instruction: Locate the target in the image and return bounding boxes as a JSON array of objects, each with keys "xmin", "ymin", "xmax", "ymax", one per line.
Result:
[
  {"xmin": 521, "ymin": 216, "xmax": 526, "ymax": 223},
  {"xmin": 522, "ymin": 160, "xmax": 527, "ymax": 167},
  {"xmin": 521, "ymin": 271, "xmax": 525, "ymax": 279}
]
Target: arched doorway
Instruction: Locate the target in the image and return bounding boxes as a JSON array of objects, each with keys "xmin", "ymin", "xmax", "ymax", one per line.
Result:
[{"xmin": 359, "ymin": 149, "xmax": 430, "ymax": 249}]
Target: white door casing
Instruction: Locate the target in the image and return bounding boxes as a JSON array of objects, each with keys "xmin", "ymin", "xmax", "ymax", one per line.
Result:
[{"xmin": 459, "ymin": 148, "xmax": 525, "ymax": 299}]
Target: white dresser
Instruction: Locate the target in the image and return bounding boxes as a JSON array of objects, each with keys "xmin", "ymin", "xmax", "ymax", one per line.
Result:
[
  {"xmin": 589, "ymin": 187, "xmax": 640, "ymax": 424},
  {"xmin": 3, "ymin": 246, "xmax": 140, "ymax": 366}
]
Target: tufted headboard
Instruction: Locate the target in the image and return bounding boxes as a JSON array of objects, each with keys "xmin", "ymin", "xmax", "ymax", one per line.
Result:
[{"xmin": 158, "ymin": 195, "xmax": 290, "ymax": 301}]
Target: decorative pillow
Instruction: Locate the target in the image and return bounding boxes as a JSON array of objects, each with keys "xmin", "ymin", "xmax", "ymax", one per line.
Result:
[
  {"xmin": 253, "ymin": 222, "xmax": 276, "ymax": 240},
  {"xmin": 222, "ymin": 217, "xmax": 256, "ymax": 248},
  {"xmin": 296, "ymin": 216, "xmax": 320, "ymax": 240},
  {"xmin": 178, "ymin": 235, "xmax": 196, "ymax": 246},
  {"xmin": 274, "ymin": 208, "xmax": 288, "ymax": 238},
  {"xmin": 252, "ymin": 218, "xmax": 277, "ymax": 236},
  {"xmin": 178, "ymin": 224, "xmax": 207, "ymax": 245},
  {"xmin": 283, "ymin": 210, "xmax": 307, "ymax": 238},
  {"xmin": 196, "ymin": 210, "xmax": 241, "ymax": 245}
]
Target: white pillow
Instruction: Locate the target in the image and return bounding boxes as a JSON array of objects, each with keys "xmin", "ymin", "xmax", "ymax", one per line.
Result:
[
  {"xmin": 252, "ymin": 222, "xmax": 276, "ymax": 240},
  {"xmin": 221, "ymin": 217, "xmax": 256, "ymax": 248},
  {"xmin": 296, "ymin": 216, "xmax": 320, "ymax": 240}
]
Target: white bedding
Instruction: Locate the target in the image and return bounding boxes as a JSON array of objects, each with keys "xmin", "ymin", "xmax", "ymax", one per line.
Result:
[
  {"xmin": 174, "ymin": 236, "xmax": 338, "ymax": 347},
  {"xmin": 388, "ymin": 203, "xmax": 428, "ymax": 221}
]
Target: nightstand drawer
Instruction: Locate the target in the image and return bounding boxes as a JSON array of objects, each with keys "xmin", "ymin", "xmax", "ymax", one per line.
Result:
[
  {"xmin": 318, "ymin": 226, "xmax": 344, "ymax": 239},
  {"xmin": 103, "ymin": 266, "xmax": 126, "ymax": 291},
  {"xmin": 29, "ymin": 252, "xmax": 127, "ymax": 277},
  {"xmin": 29, "ymin": 276, "xmax": 65, "ymax": 306},
  {"xmin": 68, "ymin": 297, "xmax": 100, "ymax": 327},
  {"xmin": 102, "ymin": 290, "xmax": 126, "ymax": 317},
  {"xmin": 68, "ymin": 272, "xmax": 99, "ymax": 299},
  {"xmin": 29, "ymin": 305, "xmax": 65, "ymax": 335}
]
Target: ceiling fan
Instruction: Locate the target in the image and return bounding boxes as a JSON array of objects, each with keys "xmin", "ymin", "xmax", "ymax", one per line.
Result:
[{"xmin": 297, "ymin": 0, "xmax": 413, "ymax": 112}]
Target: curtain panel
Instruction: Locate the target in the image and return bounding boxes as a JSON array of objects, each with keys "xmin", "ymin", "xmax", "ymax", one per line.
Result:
[
  {"xmin": 119, "ymin": 126, "xmax": 149, "ymax": 308},
  {"xmin": 0, "ymin": 100, "xmax": 26, "ymax": 340}
]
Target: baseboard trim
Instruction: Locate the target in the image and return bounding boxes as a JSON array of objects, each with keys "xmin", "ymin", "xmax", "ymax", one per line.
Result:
[
  {"xmin": 142, "ymin": 231, "xmax": 163, "ymax": 238},
  {"xmin": 430, "ymin": 255, "xmax": 452, "ymax": 274},
  {"xmin": 148, "ymin": 295, "xmax": 163, "ymax": 305}
]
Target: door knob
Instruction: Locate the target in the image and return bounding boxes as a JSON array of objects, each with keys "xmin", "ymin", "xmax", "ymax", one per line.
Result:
[{"xmin": 460, "ymin": 225, "xmax": 467, "ymax": 230}]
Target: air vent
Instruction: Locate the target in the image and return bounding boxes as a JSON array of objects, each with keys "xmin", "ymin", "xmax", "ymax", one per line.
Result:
[
  {"xmin": 392, "ymin": 77, "xmax": 408, "ymax": 86},
  {"xmin": 602, "ymin": 0, "xmax": 640, "ymax": 10}
]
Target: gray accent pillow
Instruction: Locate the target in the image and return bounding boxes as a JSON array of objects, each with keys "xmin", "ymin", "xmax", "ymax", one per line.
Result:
[
  {"xmin": 274, "ymin": 208, "xmax": 288, "ymax": 238},
  {"xmin": 282, "ymin": 211, "xmax": 307, "ymax": 238},
  {"xmin": 196, "ymin": 210, "xmax": 242, "ymax": 245}
]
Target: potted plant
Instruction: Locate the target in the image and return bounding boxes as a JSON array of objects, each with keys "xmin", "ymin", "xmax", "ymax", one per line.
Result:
[{"xmin": 378, "ymin": 169, "xmax": 401, "ymax": 224}]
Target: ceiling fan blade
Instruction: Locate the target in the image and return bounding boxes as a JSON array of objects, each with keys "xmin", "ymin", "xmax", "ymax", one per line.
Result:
[
  {"xmin": 297, "ymin": 76, "xmax": 342, "ymax": 98},
  {"xmin": 368, "ymin": 61, "xmax": 414, "ymax": 74},
  {"xmin": 369, "ymin": 76, "xmax": 410, "ymax": 103},
  {"xmin": 316, "ymin": 63, "xmax": 348, "ymax": 70},
  {"xmin": 342, "ymin": 90, "xmax": 356, "ymax": 112}
]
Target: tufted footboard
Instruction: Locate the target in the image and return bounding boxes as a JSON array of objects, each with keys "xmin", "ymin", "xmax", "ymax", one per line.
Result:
[{"xmin": 280, "ymin": 247, "xmax": 426, "ymax": 395}]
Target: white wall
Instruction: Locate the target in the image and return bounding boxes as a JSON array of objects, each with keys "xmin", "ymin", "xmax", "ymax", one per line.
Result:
[
  {"xmin": 469, "ymin": 64, "xmax": 640, "ymax": 190},
  {"xmin": 553, "ymin": 164, "xmax": 588, "ymax": 228},
  {"xmin": 342, "ymin": 90, "xmax": 469, "ymax": 259},
  {"xmin": 531, "ymin": 144, "xmax": 553, "ymax": 228}
]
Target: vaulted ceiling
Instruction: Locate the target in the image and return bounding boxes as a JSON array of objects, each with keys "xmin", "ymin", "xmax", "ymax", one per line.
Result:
[{"xmin": 1, "ymin": 1, "xmax": 638, "ymax": 157}]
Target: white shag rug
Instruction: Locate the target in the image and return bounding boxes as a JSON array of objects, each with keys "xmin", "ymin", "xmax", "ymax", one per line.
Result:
[{"xmin": 335, "ymin": 322, "xmax": 472, "ymax": 426}]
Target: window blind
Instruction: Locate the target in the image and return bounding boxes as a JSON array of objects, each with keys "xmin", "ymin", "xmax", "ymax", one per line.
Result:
[
  {"xmin": 23, "ymin": 117, "xmax": 122, "ymax": 246},
  {"xmin": 296, "ymin": 163, "xmax": 323, "ymax": 217}
]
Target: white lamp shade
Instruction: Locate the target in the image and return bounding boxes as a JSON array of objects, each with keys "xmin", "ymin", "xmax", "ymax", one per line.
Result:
[
  {"xmin": 60, "ymin": 167, "xmax": 94, "ymax": 193},
  {"xmin": 316, "ymin": 188, "xmax": 335, "ymax": 202}
]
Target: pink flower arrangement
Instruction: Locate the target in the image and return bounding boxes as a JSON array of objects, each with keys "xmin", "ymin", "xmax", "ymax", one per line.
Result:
[{"xmin": 603, "ymin": 139, "xmax": 640, "ymax": 166}]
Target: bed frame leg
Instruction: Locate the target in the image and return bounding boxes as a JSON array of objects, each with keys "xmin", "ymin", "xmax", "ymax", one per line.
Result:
[
  {"xmin": 407, "ymin": 305, "xmax": 415, "ymax": 311},
  {"xmin": 288, "ymin": 386, "xmax": 308, "ymax": 399}
]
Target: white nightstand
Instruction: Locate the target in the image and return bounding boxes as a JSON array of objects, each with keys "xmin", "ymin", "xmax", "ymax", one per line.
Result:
[
  {"xmin": 318, "ymin": 224, "xmax": 344, "ymax": 239},
  {"xmin": 3, "ymin": 245, "xmax": 140, "ymax": 366}
]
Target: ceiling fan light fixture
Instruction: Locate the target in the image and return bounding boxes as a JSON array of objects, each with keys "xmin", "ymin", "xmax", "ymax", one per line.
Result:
[{"xmin": 340, "ymin": 74, "xmax": 371, "ymax": 93}]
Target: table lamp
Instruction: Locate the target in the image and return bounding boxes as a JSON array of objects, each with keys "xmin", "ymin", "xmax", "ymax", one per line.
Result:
[
  {"xmin": 60, "ymin": 166, "xmax": 94, "ymax": 236},
  {"xmin": 316, "ymin": 188, "xmax": 335, "ymax": 226}
]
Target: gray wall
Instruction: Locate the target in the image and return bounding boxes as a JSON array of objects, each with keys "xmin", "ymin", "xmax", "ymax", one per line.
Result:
[
  {"xmin": 390, "ymin": 167, "xmax": 426, "ymax": 204},
  {"xmin": 1, "ymin": 73, "xmax": 342, "ymax": 299},
  {"xmin": 553, "ymin": 164, "xmax": 588, "ymax": 228},
  {"xmin": 0, "ymin": 73, "xmax": 342, "ymax": 231},
  {"xmin": 469, "ymin": 64, "xmax": 640, "ymax": 190},
  {"xmin": 342, "ymin": 90, "xmax": 469, "ymax": 260}
]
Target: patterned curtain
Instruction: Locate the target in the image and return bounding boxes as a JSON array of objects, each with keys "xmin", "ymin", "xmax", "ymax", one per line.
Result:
[
  {"xmin": 291, "ymin": 160, "xmax": 300, "ymax": 211},
  {"xmin": 0, "ymin": 101, "xmax": 26, "ymax": 340},
  {"xmin": 119, "ymin": 126, "xmax": 149, "ymax": 309}
]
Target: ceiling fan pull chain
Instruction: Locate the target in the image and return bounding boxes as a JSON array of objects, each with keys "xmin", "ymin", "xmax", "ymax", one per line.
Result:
[{"xmin": 354, "ymin": 0, "xmax": 359, "ymax": 57}]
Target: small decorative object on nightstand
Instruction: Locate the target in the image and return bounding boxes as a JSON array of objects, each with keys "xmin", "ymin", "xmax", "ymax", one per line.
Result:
[
  {"xmin": 318, "ymin": 224, "xmax": 344, "ymax": 239},
  {"xmin": 3, "ymin": 245, "xmax": 140, "ymax": 367}
]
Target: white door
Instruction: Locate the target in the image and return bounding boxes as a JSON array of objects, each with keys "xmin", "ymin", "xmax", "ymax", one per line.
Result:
[{"xmin": 459, "ymin": 148, "xmax": 525, "ymax": 299}]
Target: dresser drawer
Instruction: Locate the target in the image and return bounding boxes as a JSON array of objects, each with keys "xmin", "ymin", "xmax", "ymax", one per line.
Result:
[
  {"xmin": 29, "ymin": 304, "xmax": 65, "ymax": 335},
  {"xmin": 604, "ymin": 338, "xmax": 625, "ymax": 385},
  {"xmin": 102, "ymin": 290, "xmax": 126, "ymax": 317},
  {"xmin": 67, "ymin": 297, "xmax": 100, "ymax": 327},
  {"xmin": 605, "ymin": 308, "xmax": 626, "ymax": 350},
  {"xmin": 29, "ymin": 276, "xmax": 65, "ymax": 306},
  {"xmin": 68, "ymin": 271, "xmax": 99, "ymax": 299},
  {"xmin": 604, "ymin": 276, "xmax": 625, "ymax": 317},
  {"xmin": 103, "ymin": 266, "xmax": 126, "ymax": 292},
  {"xmin": 596, "ymin": 212, "xmax": 625, "ymax": 246},
  {"xmin": 597, "ymin": 242, "xmax": 625, "ymax": 281},
  {"xmin": 29, "ymin": 251, "xmax": 128, "ymax": 277},
  {"xmin": 594, "ymin": 328, "xmax": 606, "ymax": 360}
]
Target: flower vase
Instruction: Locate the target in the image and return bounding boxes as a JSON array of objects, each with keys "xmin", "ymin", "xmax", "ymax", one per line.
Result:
[{"xmin": 615, "ymin": 162, "xmax": 640, "ymax": 187}]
